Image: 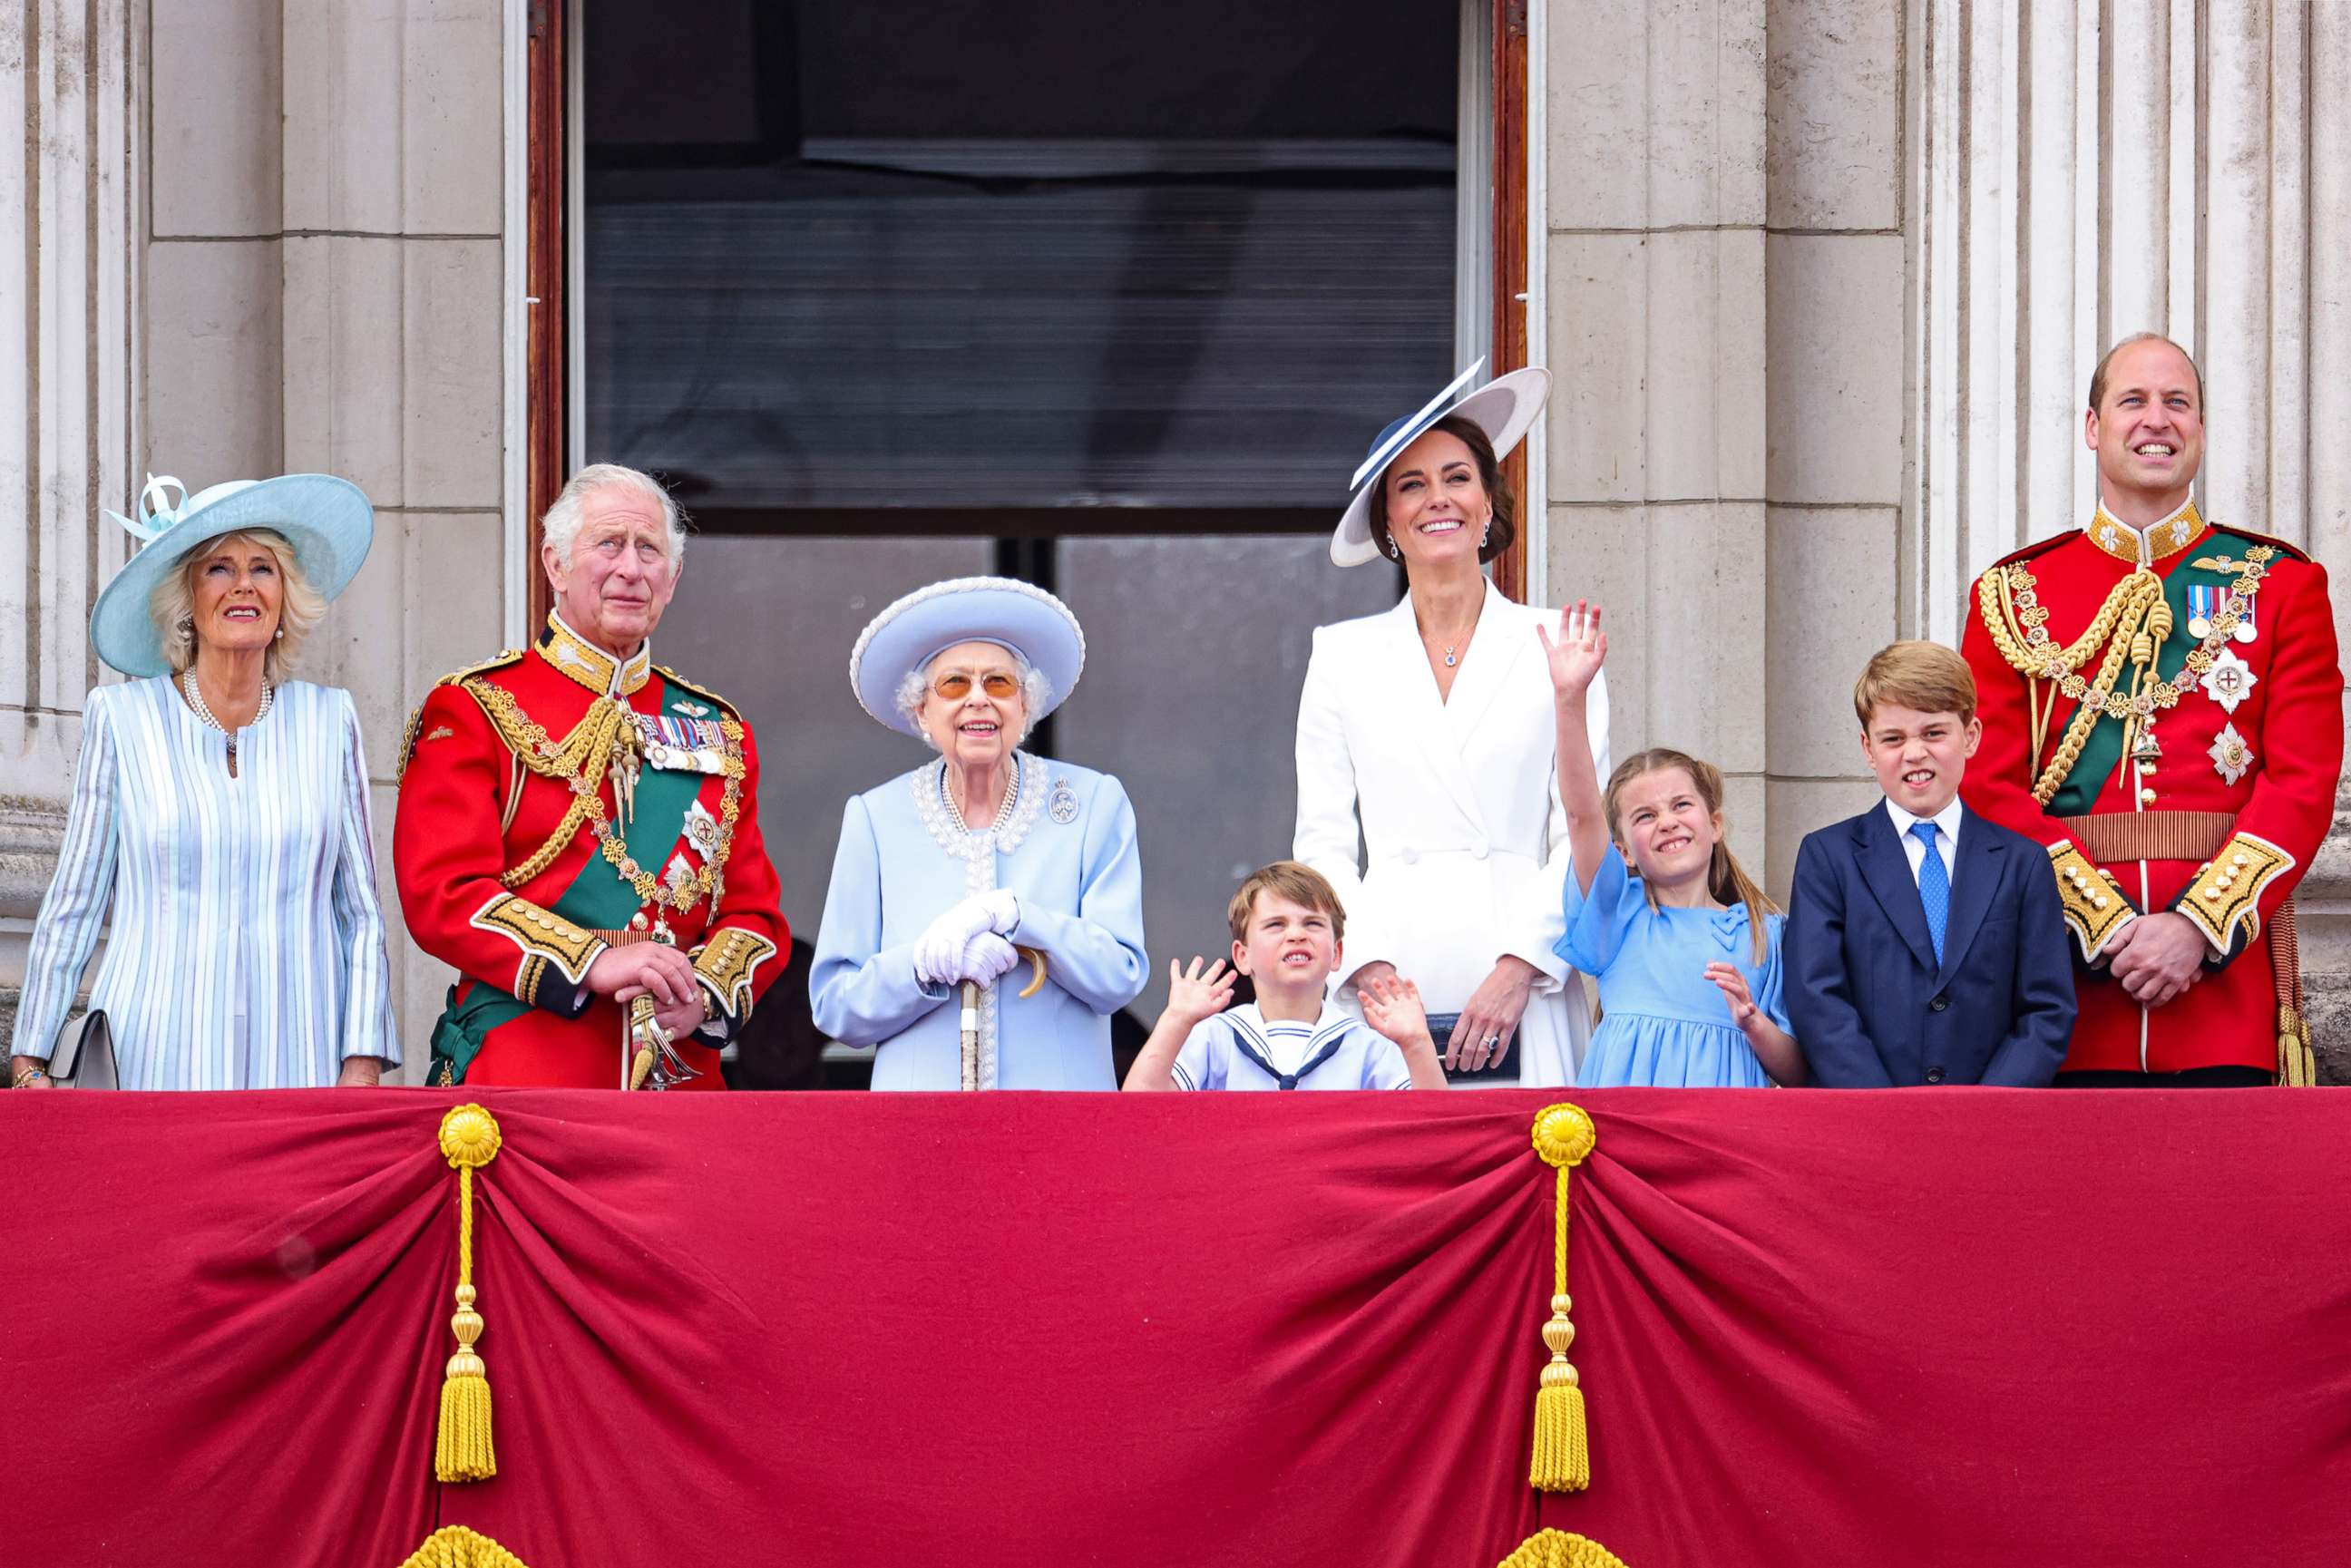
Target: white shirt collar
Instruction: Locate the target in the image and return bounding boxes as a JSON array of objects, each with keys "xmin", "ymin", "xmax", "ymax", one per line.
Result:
[{"xmin": 1883, "ymin": 794, "xmax": 1964, "ymax": 846}]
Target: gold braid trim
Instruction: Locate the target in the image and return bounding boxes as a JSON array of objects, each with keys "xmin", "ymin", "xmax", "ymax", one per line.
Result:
[
  {"xmin": 2048, "ymin": 842, "xmax": 2134, "ymax": 963},
  {"xmin": 470, "ymin": 892, "xmax": 605, "ymax": 987},
  {"xmin": 2177, "ymin": 832, "xmax": 2294, "ymax": 958},
  {"xmin": 1975, "ymin": 546, "xmax": 2276, "ymax": 803},
  {"xmin": 462, "ymin": 680, "xmax": 748, "ymax": 920},
  {"xmin": 693, "ymin": 926, "xmax": 780, "ymax": 1019}
]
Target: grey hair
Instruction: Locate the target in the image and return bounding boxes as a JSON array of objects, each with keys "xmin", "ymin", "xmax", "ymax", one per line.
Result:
[
  {"xmin": 147, "ymin": 529, "xmax": 326, "ymax": 681},
  {"xmin": 894, "ymin": 645, "xmax": 1053, "ymax": 750},
  {"xmin": 541, "ymin": 463, "xmax": 688, "ymax": 567}
]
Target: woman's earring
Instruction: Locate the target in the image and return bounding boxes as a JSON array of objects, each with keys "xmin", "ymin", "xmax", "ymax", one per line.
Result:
[
  {"xmin": 1481, "ymin": 514, "xmax": 1493, "ymax": 548},
  {"xmin": 176, "ymin": 614, "xmax": 194, "ymax": 633},
  {"xmin": 1387, "ymin": 535, "xmax": 1401, "ymax": 560},
  {"xmin": 273, "ymin": 628, "xmax": 284, "ymax": 640}
]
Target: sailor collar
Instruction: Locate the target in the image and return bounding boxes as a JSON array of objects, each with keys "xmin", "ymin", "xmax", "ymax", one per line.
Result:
[
  {"xmin": 541, "ymin": 609, "xmax": 652, "ymax": 697},
  {"xmin": 2087, "ymin": 496, "xmax": 2205, "ymax": 568}
]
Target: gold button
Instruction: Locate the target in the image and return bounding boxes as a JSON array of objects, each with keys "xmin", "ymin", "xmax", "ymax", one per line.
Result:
[
  {"xmin": 2232, "ymin": 852, "xmax": 2249, "ymax": 867},
  {"xmin": 2204, "ymin": 887, "xmax": 2222, "ymax": 901},
  {"xmin": 2139, "ymin": 788, "xmax": 2157, "ymax": 804},
  {"xmin": 2092, "ymin": 896, "xmax": 2108, "ymax": 909}
]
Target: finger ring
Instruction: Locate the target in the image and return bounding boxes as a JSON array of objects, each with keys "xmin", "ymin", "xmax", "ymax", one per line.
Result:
[{"xmin": 1483, "ymin": 1035, "xmax": 1499, "ymax": 1047}]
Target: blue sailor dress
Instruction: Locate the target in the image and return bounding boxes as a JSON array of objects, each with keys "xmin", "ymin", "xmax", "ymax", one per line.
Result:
[{"xmin": 809, "ymin": 753, "xmax": 1149, "ymax": 1089}]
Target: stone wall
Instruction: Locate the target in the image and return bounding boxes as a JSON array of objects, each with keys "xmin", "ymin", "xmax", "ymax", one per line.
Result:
[
  {"xmin": 1543, "ymin": 0, "xmax": 2351, "ymax": 1077},
  {"xmin": 2, "ymin": 0, "xmax": 509, "ymax": 1068}
]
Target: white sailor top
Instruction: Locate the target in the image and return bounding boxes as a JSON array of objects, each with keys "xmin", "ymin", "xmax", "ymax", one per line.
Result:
[{"xmin": 1170, "ymin": 1003, "xmax": 1413, "ymax": 1091}]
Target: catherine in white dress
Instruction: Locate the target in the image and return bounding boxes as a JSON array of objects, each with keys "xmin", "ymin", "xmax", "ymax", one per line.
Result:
[{"xmin": 1295, "ymin": 365, "xmax": 1602, "ymax": 1086}]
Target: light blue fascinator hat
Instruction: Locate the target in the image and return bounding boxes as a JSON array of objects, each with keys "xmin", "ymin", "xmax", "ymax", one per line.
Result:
[
  {"xmin": 849, "ymin": 576, "xmax": 1088, "ymax": 737},
  {"xmin": 88, "ymin": 472, "xmax": 377, "ymax": 677},
  {"xmin": 1330, "ymin": 359, "xmax": 1554, "ymax": 567}
]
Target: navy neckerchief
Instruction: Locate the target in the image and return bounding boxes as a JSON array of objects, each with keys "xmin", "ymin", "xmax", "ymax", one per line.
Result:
[{"xmin": 1224, "ymin": 1008, "xmax": 1356, "ymax": 1090}]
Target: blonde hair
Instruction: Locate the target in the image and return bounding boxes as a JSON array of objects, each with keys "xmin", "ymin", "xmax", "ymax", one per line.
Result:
[
  {"xmin": 1853, "ymin": 639, "xmax": 1977, "ymax": 727},
  {"xmin": 147, "ymin": 529, "xmax": 326, "ymax": 681},
  {"xmin": 1600, "ymin": 748, "xmax": 1776, "ymax": 963},
  {"xmin": 1227, "ymin": 860, "xmax": 1347, "ymax": 944}
]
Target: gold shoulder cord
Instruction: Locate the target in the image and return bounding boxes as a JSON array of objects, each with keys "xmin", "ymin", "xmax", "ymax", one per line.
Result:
[
  {"xmin": 459, "ymin": 679, "xmax": 746, "ymax": 919},
  {"xmin": 1975, "ymin": 547, "xmax": 2275, "ymax": 804}
]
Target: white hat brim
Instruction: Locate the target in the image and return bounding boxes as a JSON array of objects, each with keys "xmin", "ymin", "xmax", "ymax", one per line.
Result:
[
  {"xmin": 849, "ymin": 576, "xmax": 1088, "ymax": 737},
  {"xmin": 89, "ymin": 474, "xmax": 377, "ymax": 676},
  {"xmin": 1331, "ymin": 366, "xmax": 1553, "ymax": 567}
]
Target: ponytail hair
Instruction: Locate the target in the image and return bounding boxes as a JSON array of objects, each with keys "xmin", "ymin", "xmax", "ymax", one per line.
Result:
[{"xmin": 1601, "ymin": 747, "xmax": 1780, "ymax": 964}]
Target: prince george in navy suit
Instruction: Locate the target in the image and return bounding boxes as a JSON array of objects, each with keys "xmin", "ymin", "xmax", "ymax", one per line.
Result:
[{"xmin": 1787, "ymin": 643, "xmax": 2075, "ymax": 1086}]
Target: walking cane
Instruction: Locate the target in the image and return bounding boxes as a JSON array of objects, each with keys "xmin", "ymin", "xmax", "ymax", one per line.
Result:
[{"xmin": 959, "ymin": 947, "xmax": 1050, "ymax": 1091}]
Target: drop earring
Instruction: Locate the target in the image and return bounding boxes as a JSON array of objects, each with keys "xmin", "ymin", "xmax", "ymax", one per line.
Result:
[{"xmin": 1387, "ymin": 535, "xmax": 1401, "ymax": 560}]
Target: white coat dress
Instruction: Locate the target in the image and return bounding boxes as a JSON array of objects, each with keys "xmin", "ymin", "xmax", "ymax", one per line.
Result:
[{"xmin": 1293, "ymin": 582, "xmax": 1607, "ymax": 1086}]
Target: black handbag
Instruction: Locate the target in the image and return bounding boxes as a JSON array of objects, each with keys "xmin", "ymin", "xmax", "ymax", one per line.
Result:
[{"xmin": 46, "ymin": 1009, "xmax": 117, "ymax": 1089}]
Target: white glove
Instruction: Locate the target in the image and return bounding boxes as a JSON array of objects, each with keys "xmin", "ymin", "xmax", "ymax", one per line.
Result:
[
  {"xmin": 976, "ymin": 888, "xmax": 1020, "ymax": 935},
  {"xmin": 958, "ymin": 932, "xmax": 1021, "ymax": 987},
  {"xmin": 913, "ymin": 896, "xmax": 998, "ymax": 987}
]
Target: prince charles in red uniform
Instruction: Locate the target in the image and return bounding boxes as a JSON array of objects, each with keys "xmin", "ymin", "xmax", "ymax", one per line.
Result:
[
  {"xmin": 394, "ymin": 464, "xmax": 788, "ymax": 1088},
  {"xmin": 1960, "ymin": 335, "xmax": 2343, "ymax": 1085}
]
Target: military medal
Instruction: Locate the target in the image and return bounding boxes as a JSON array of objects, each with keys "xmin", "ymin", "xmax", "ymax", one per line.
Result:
[
  {"xmin": 2208, "ymin": 722, "xmax": 2254, "ymax": 785},
  {"xmin": 2185, "ymin": 583, "xmax": 2219, "ymax": 639},
  {"xmin": 1049, "ymin": 777, "xmax": 1079, "ymax": 824},
  {"xmin": 2200, "ymin": 647, "xmax": 2257, "ymax": 713},
  {"xmin": 2129, "ymin": 716, "xmax": 2162, "ymax": 764}
]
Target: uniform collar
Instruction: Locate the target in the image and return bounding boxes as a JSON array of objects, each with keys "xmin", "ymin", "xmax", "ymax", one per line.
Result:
[
  {"xmin": 541, "ymin": 610, "xmax": 652, "ymax": 697},
  {"xmin": 2087, "ymin": 495, "xmax": 2205, "ymax": 568}
]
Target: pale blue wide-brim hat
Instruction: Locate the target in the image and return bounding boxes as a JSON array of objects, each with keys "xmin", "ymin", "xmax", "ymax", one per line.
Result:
[
  {"xmin": 87, "ymin": 473, "xmax": 376, "ymax": 677},
  {"xmin": 1330, "ymin": 360, "xmax": 1553, "ymax": 567},
  {"xmin": 849, "ymin": 576, "xmax": 1088, "ymax": 737}
]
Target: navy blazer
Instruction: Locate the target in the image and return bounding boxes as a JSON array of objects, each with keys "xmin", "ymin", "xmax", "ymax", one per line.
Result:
[{"xmin": 1785, "ymin": 802, "xmax": 2075, "ymax": 1086}]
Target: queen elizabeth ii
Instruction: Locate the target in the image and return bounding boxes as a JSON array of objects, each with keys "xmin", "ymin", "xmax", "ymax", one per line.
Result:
[{"xmin": 810, "ymin": 577, "xmax": 1148, "ymax": 1089}]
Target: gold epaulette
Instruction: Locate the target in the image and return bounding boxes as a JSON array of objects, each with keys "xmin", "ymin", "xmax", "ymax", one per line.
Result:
[
  {"xmin": 397, "ymin": 650, "xmax": 526, "ymax": 782},
  {"xmin": 654, "ymin": 665, "xmax": 742, "ymax": 722},
  {"xmin": 1983, "ymin": 530, "xmax": 2080, "ymax": 572}
]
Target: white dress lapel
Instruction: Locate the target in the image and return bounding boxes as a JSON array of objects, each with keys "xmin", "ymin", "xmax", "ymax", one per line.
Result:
[{"xmin": 1377, "ymin": 594, "xmax": 1488, "ymax": 832}]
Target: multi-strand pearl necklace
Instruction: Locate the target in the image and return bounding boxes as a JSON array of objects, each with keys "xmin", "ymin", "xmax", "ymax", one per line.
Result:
[{"xmin": 182, "ymin": 668, "xmax": 273, "ymax": 755}]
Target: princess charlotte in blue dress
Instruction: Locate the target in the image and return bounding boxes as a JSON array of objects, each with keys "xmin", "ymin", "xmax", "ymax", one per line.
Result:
[
  {"xmin": 811, "ymin": 578, "xmax": 1148, "ymax": 1089},
  {"xmin": 9, "ymin": 473, "xmax": 397, "ymax": 1091}
]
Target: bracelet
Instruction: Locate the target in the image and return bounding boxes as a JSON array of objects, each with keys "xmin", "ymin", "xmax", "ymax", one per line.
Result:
[{"xmin": 12, "ymin": 1065, "xmax": 51, "ymax": 1088}]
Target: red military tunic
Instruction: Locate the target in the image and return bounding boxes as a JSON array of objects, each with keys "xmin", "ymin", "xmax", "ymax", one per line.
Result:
[
  {"xmin": 394, "ymin": 613, "xmax": 789, "ymax": 1087},
  {"xmin": 1959, "ymin": 503, "xmax": 2342, "ymax": 1076}
]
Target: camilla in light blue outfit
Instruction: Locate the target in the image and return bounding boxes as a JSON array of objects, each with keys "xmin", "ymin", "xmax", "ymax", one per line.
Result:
[
  {"xmin": 9, "ymin": 472, "xmax": 396, "ymax": 1089},
  {"xmin": 1556, "ymin": 844, "xmax": 1789, "ymax": 1088},
  {"xmin": 14, "ymin": 680, "xmax": 399, "ymax": 1087},
  {"xmin": 811, "ymin": 577, "xmax": 1147, "ymax": 1089}
]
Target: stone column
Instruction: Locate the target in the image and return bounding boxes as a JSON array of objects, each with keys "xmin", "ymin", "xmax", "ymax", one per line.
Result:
[
  {"xmin": 1543, "ymin": 0, "xmax": 1773, "ymax": 862},
  {"xmin": 0, "ymin": 1, "xmax": 143, "ymax": 1026}
]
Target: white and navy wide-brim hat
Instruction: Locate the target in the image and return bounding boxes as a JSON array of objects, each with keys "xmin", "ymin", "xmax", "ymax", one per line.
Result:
[
  {"xmin": 1329, "ymin": 361, "xmax": 1554, "ymax": 568},
  {"xmin": 849, "ymin": 576, "xmax": 1088, "ymax": 737},
  {"xmin": 88, "ymin": 473, "xmax": 377, "ymax": 677}
]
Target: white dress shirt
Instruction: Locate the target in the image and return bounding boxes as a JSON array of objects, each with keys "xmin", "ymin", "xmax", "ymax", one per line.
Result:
[{"xmin": 1883, "ymin": 795, "xmax": 1963, "ymax": 886}]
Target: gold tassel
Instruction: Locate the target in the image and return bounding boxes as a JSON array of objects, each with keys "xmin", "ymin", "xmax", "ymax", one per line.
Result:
[
  {"xmin": 399, "ymin": 1524, "xmax": 533, "ymax": 1568},
  {"xmin": 2279, "ymin": 1005, "xmax": 2317, "ymax": 1087},
  {"xmin": 1528, "ymin": 1103, "xmax": 1597, "ymax": 1493},
  {"xmin": 435, "ymin": 1104, "xmax": 503, "ymax": 1483},
  {"xmin": 1496, "ymin": 1528, "xmax": 1632, "ymax": 1568}
]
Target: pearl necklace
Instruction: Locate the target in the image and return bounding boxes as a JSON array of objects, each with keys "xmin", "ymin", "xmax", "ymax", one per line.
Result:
[
  {"xmin": 182, "ymin": 668, "xmax": 273, "ymax": 751},
  {"xmin": 943, "ymin": 754, "xmax": 1019, "ymax": 834}
]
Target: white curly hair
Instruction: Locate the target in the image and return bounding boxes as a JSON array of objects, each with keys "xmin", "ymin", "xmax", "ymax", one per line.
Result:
[{"xmin": 894, "ymin": 643, "xmax": 1053, "ymax": 751}]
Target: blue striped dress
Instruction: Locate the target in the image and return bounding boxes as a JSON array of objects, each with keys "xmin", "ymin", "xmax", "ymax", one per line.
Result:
[{"xmin": 11, "ymin": 677, "xmax": 400, "ymax": 1087}]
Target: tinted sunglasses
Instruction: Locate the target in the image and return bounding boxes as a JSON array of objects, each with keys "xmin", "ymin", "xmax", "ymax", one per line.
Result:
[{"xmin": 932, "ymin": 670, "xmax": 1020, "ymax": 701}]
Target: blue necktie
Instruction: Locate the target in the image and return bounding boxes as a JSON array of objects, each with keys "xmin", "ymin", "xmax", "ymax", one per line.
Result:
[{"xmin": 1911, "ymin": 820, "xmax": 1948, "ymax": 965}]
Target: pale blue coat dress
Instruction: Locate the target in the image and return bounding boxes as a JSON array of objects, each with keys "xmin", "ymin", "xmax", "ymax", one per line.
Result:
[
  {"xmin": 1556, "ymin": 846, "xmax": 1788, "ymax": 1088},
  {"xmin": 810, "ymin": 753, "xmax": 1148, "ymax": 1089}
]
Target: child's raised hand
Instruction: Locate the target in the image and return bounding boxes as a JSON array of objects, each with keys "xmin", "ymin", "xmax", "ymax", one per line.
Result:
[
  {"xmin": 1161, "ymin": 956, "xmax": 1236, "ymax": 1029},
  {"xmin": 1703, "ymin": 960, "xmax": 1761, "ymax": 1030},
  {"xmin": 1536, "ymin": 599, "xmax": 1607, "ymax": 697},
  {"xmin": 1359, "ymin": 973, "xmax": 1434, "ymax": 1049}
]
